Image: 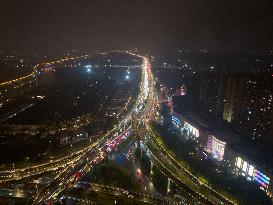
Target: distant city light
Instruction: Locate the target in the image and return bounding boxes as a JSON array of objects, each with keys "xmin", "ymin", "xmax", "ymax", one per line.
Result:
[
  {"xmin": 84, "ymin": 65, "xmax": 92, "ymax": 68},
  {"xmin": 125, "ymin": 75, "xmax": 130, "ymax": 80}
]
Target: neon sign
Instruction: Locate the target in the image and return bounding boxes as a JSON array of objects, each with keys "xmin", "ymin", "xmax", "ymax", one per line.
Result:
[
  {"xmin": 235, "ymin": 157, "xmax": 270, "ymax": 191},
  {"xmin": 172, "ymin": 114, "xmax": 200, "ymax": 139},
  {"xmin": 207, "ymin": 135, "xmax": 226, "ymax": 161},
  {"xmin": 172, "ymin": 115, "xmax": 181, "ymax": 126},
  {"xmin": 254, "ymin": 170, "xmax": 270, "ymax": 188}
]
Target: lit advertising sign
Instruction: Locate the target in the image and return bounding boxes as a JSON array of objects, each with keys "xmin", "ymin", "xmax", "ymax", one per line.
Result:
[
  {"xmin": 242, "ymin": 161, "xmax": 248, "ymax": 172},
  {"xmin": 235, "ymin": 157, "xmax": 255, "ymax": 177},
  {"xmin": 254, "ymin": 170, "xmax": 270, "ymax": 190},
  {"xmin": 235, "ymin": 157, "xmax": 270, "ymax": 191},
  {"xmin": 172, "ymin": 114, "xmax": 200, "ymax": 139},
  {"xmin": 206, "ymin": 135, "xmax": 226, "ymax": 161},
  {"xmin": 172, "ymin": 115, "xmax": 181, "ymax": 126},
  {"xmin": 248, "ymin": 165, "xmax": 254, "ymax": 176},
  {"xmin": 236, "ymin": 157, "xmax": 243, "ymax": 168},
  {"xmin": 183, "ymin": 122, "xmax": 199, "ymax": 138}
]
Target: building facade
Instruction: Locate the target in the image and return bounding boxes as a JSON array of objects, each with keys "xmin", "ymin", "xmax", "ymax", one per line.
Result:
[
  {"xmin": 200, "ymin": 73, "xmax": 273, "ymax": 144},
  {"xmin": 171, "ymin": 111, "xmax": 273, "ymax": 197}
]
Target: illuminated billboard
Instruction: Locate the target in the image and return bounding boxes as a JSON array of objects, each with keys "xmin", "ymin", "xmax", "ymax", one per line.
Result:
[
  {"xmin": 235, "ymin": 157, "xmax": 254, "ymax": 177},
  {"xmin": 172, "ymin": 114, "xmax": 200, "ymax": 140},
  {"xmin": 206, "ymin": 135, "xmax": 226, "ymax": 161},
  {"xmin": 182, "ymin": 122, "xmax": 199, "ymax": 138},
  {"xmin": 242, "ymin": 161, "xmax": 248, "ymax": 172},
  {"xmin": 235, "ymin": 157, "xmax": 271, "ymax": 191},
  {"xmin": 248, "ymin": 165, "xmax": 254, "ymax": 176},
  {"xmin": 236, "ymin": 156, "xmax": 243, "ymax": 168},
  {"xmin": 172, "ymin": 115, "xmax": 181, "ymax": 127},
  {"xmin": 254, "ymin": 170, "xmax": 270, "ymax": 191}
]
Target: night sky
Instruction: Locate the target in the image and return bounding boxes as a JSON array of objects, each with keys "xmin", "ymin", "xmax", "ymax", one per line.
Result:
[{"xmin": 1, "ymin": 0, "xmax": 273, "ymax": 55}]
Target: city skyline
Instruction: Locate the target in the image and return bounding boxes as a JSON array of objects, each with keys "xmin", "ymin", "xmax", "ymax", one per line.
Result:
[{"xmin": 1, "ymin": 1, "xmax": 273, "ymax": 204}]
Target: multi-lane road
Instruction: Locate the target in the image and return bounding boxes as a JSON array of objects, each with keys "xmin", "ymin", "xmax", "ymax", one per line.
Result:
[
  {"xmin": 30, "ymin": 52, "xmax": 150, "ymax": 204},
  {"xmin": 0, "ymin": 52, "xmax": 238, "ymax": 204},
  {"xmin": 137, "ymin": 55, "xmax": 237, "ymax": 205}
]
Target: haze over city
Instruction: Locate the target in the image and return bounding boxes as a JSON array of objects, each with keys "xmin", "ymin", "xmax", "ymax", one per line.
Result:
[
  {"xmin": 0, "ymin": 1, "xmax": 273, "ymax": 205},
  {"xmin": 1, "ymin": 0, "xmax": 273, "ymax": 56}
]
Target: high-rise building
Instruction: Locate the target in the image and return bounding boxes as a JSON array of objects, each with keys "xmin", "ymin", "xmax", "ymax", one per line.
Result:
[
  {"xmin": 227, "ymin": 74, "xmax": 273, "ymax": 143},
  {"xmin": 221, "ymin": 77, "xmax": 237, "ymax": 123},
  {"xmin": 199, "ymin": 73, "xmax": 226, "ymax": 119},
  {"xmin": 200, "ymin": 73, "xmax": 273, "ymax": 144}
]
